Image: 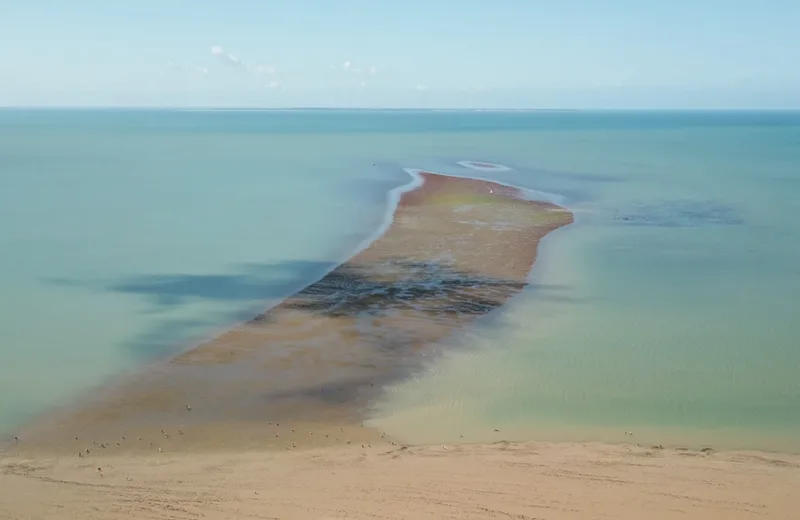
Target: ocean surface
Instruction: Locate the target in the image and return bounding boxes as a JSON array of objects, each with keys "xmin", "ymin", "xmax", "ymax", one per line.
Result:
[{"xmin": 1, "ymin": 109, "xmax": 799, "ymax": 451}]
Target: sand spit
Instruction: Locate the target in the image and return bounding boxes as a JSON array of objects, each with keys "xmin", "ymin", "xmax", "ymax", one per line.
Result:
[{"xmin": 6, "ymin": 170, "xmax": 572, "ymax": 455}]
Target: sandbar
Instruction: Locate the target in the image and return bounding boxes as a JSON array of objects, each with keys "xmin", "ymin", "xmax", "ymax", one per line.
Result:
[
  {"xmin": 5, "ymin": 169, "xmax": 572, "ymax": 455},
  {"xmin": 4, "ymin": 168, "xmax": 796, "ymax": 519}
]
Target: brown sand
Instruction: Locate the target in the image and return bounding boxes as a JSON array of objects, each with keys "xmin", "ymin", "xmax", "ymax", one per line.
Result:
[
  {"xmin": 2, "ymin": 442, "xmax": 798, "ymax": 519},
  {"xmin": 3, "ymin": 171, "xmax": 797, "ymax": 518}
]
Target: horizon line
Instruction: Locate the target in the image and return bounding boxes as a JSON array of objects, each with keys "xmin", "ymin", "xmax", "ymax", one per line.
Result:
[{"xmin": 2, "ymin": 106, "xmax": 800, "ymax": 112}]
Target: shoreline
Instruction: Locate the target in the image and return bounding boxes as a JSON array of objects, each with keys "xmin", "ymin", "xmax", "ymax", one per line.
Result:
[
  {"xmin": 3, "ymin": 164, "xmax": 799, "ymax": 519},
  {"xmin": 3, "ymin": 440, "xmax": 798, "ymax": 519},
  {"xmin": 5, "ymin": 165, "xmax": 573, "ymax": 457}
]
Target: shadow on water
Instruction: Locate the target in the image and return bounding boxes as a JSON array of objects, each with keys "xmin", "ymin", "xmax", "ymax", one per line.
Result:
[
  {"xmin": 46, "ymin": 260, "xmax": 337, "ymax": 359},
  {"xmin": 49, "ymin": 260, "xmax": 338, "ymax": 308},
  {"xmin": 48, "ymin": 258, "xmax": 579, "ymax": 366},
  {"xmin": 118, "ymin": 312, "xmax": 250, "ymax": 360}
]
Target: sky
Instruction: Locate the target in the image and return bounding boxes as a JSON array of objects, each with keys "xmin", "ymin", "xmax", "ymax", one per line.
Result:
[{"xmin": 2, "ymin": 0, "xmax": 800, "ymax": 108}]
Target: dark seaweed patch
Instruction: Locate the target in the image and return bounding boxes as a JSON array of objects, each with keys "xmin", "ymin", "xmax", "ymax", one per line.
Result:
[
  {"xmin": 49, "ymin": 257, "xmax": 577, "ymax": 365},
  {"xmin": 285, "ymin": 259, "xmax": 527, "ymax": 318},
  {"xmin": 613, "ymin": 200, "xmax": 744, "ymax": 227}
]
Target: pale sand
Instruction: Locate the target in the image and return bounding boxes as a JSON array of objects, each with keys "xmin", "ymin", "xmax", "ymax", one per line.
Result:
[{"xmin": 2, "ymin": 442, "xmax": 799, "ymax": 519}]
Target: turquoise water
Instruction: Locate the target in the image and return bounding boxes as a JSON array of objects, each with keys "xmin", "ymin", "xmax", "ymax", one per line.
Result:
[{"xmin": 2, "ymin": 109, "xmax": 799, "ymax": 450}]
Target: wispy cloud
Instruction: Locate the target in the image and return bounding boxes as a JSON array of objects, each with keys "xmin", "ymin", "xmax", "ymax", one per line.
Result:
[
  {"xmin": 416, "ymin": 84, "xmax": 429, "ymax": 91},
  {"xmin": 337, "ymin": 60, "xmax": 378, "ymax": 76},
  {"xmin": 211, "ymin": 45, "xmax": 275, "ymax": 75},
  {"xmin": 211, "ymin": 45, "xmax": 246, "ymax": 68}
]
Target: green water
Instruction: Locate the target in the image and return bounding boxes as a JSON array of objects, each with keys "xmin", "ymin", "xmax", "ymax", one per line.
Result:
[
  {"xmin": 368, "ymin": 115, "xmax": 800, "ymax": 451},
  {"xmin": 1, "ymin": 110, "xmax": 799, "ymax": 450}
]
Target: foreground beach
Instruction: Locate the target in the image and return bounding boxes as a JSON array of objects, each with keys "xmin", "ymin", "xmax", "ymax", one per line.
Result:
[
  {"xmin": 3, "ymin": 442, "xmax": 798, "ymax": 519},
  {"xmin": 3, "ymin": 168, "xmax": 798, "ymax": 518}
]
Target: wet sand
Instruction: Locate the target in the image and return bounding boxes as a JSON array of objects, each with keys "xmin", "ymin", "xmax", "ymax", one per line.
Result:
[{"xmin": 5, "ymin": 169, "xmax": 572, "ymax": 455}]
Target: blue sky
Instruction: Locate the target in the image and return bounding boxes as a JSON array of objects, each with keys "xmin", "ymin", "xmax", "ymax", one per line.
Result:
[{"xmin": 2, "ymin": 0, "xmax": 799, "ymax": 108}]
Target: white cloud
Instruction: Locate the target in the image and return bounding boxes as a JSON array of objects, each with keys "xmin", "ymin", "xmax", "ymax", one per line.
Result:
[
  {"xmin": 263, "ymin": 80, "xmax": 288, "ymax": 92},
  {"xmin": 193, "ymin": 66, "xmax": 209, "ymax": 75},
  {"xmin": 211, "ymin": 45, "xmax": 245, "ymax": 68},
  {"xmin": 416, "ymin": 84, "xmax": 429, "ymax": 91},
  {"xmin": 338, "ymin": 60, "xmax": 379, "ymax": 77},
  {"xmin": 211, "ymin": 45, "xmax": 274, "ymax": 75}
]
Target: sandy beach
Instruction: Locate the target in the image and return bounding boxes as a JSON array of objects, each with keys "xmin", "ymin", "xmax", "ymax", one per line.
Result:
[
  {"xmin": 3, "ymin": 441, "xmax": 798, "ymax": 519},
  {"xmin": 2, "ymin": 169, "xmax": 798, "ymax": 518}
]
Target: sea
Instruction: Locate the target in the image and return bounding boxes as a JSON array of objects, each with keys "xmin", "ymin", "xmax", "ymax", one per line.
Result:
[{"xmin": 1, "ymin": 109, "xmax": 799, "ymax": 451}]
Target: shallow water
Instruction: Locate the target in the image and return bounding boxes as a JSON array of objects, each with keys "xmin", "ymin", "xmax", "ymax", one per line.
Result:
[{"xmin": 1, "ymin": 109, "xmax": 799, "ymax": 450}]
